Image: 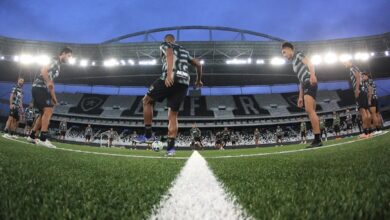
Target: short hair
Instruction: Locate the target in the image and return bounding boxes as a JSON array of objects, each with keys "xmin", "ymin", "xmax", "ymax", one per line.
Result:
[
  {"xmin": 60, "ymin": 47, "xmax": 72, "ymax": 55},
  {"xmin": 164, "ymin": 34, "xmax": 175, "ymax": 40},
  {"xmin": 281, "ymin": 42, "xmax": 294, "ymax": 50}
]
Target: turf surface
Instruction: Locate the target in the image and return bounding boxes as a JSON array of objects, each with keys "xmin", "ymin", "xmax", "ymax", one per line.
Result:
[
  {"xmin": 1, "ymin": 132, "xmax": 389, "ymax": 219},
  {"xmin": 0, "ymin": 137, "xmax": 185, "ymax": 219},
  {"xmin": 205, "ymin": 132, "xmax": 390, "ymax": 219}
]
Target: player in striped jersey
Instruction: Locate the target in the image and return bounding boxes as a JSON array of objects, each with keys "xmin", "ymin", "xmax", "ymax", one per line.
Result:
[
  {"xmin": 364, "ymin": 73, "xmax": 382, "ymax": 134},
  {"xmin": 342, "ymin": 61, "xmax": 371, "ymax": 138},
  {"xmin": 136, "ymin": 34, "xmax": 203, "ymax": 156},
  {"xmin": 24, "ymin": 103, "xmax": 35, "ymax": 136},
  {"xmin": 281, "ymin": 42, "xmax": 322, "ymax": 148},
  {"xmin": 27, "ymin": 47, "xmax": 73, "ymax": 148},
  {"xmin": 3, "ymin": 77, "xmax": 24, "ymax": 139}
]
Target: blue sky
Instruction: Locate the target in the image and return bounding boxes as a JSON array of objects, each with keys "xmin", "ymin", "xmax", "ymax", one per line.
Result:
[{"xmin": 0, "ymin": 0, "xmax": 389, "ymax": 43}]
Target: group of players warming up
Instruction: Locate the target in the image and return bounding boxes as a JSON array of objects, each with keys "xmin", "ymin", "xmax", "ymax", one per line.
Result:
[{"xmin": 2, "ymin": 37, "xmax": 384, "ymax": 153}]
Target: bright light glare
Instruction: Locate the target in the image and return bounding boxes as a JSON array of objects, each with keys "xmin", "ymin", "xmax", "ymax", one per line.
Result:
[
  {"xmin": 270, "ymin": 57, "xmax": 285, "ymax": 65},
  {"xmin": 324, "ymin": 53, "xmax": 337, "ymax": 64},
  {"xmin": 68, "ymin": 58, "xmax": 76, "ymax": 65},
  {"xmin": 139, "ymin": 59, "xmax": 157, "ymax": 65},
  {"xmin": 80, "ymin": 59, "xmax": 89, "ymax": 67},
  {"xmin": 310, "ymin": 55, "xmax": 322, "ymax": 65},
  {"xmin": 104, "ymin": 58, "xmax": 119, "ymax": 67},
  {"xmin": 339, "ymin": 54, "xmax": 352, "ymax": 62}
]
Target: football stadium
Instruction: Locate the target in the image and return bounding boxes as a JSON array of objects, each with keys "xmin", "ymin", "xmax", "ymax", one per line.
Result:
[{"xmin": 1, "ymin": 1, "xmax": 390, "ymax": 219}]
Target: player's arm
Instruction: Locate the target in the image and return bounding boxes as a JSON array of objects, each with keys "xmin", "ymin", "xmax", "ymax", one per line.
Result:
[
  {"xmin": 19, "ymin": 94, "xmax": 24, "ymax": 109},
  {"xmin": 302, "ymin": 57, "xmax": 317, "ymax": 86},
  {"xmin": 368, "ymin": 82, "xmax": 373, "ymax": 103},
  {"xmin": 9, "ymin": 90, "xmax": 15, "ymax": 109},
  {"xmin": 353, "ymin": 71, "xmax": 361, "ymax": 98},
  {"xmin": 41, "ymin": 65, "xmax": 58, "ymax": 105},
  {"xmin": 298, "ymin": 83, "xmax": 304, "ymax": 108},
  {"xmin": 190, "ymin": 58, "xmax": 203, "ymax": 88},
  {"xmin": 165, "ymin": 47, "xmax": 174, "ymax": 87}
]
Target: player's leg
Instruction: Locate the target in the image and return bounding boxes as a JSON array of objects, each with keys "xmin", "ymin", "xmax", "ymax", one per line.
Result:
[
  {"xmin": 359, "ymin": 108, "xmax": 369, "ymax": 137},
  {"xmin": 143, "ymin": 94, "xmax": 154, "ymax": 138},
  {"xmin": 4, "ymin": 116, "xmax": 12, "ymax": 133},
  {"xmin": 369, "ymin": 106, "xmax": 378, "ymax": 132},
  {"xmin": 166, "ymin": 84, "xmax": 187, "ymax": 155},
  {"xmin": 29, "ymin": 114, "xmax": 42, "ymax": 141},
  {"xmin": 304, "ymin": 95, "xmax": 321, "ymax": 146},
  {"xmin": 138, "ymin": 79, "xmax": 166, "ymax": 143},
  {"xmin": 167, "ymin": 109, "xmax": 179, "ymax": 154},
  {"xmin": 39, "ymin": 107, "xmax": 53, "ymax": 142}
]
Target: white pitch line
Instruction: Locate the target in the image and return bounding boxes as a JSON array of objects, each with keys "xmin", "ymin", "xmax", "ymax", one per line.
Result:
[
  {"xmin": 1, "ymin": 136, "xmax": 188, "ymax": 160},
  {"xmin": 149, "ymin": 151, "xmax": 251, "ymax": 220},
  {"xmin": 1, "ymin": 130, "xmax": 388, "ymax": 160},
  {"xmin": 205, "ymin": 131, "xmax": 389, "ymax": 159}
]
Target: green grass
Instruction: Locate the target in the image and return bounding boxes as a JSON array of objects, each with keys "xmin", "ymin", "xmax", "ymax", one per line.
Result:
[
  {"xmin": 0, "ymin": 137, "xmax": 185, "ymax": 219},
  {"xmin": 200, "ymin": 136, "xmax": 357, "ymax": 157},
  {"xmin": 205, "ymin": 132, "xmax": 390, "ymax": 219},
  {"xmin": 1, "ymin": 132, "xmax": 390, "ymax": 219},
  {"xmin": 13, "ymin": 137, "xmax": 193, "ymax": 158}
]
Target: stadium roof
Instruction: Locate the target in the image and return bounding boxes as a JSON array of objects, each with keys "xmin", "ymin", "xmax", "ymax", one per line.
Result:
[{"xmin": 0, "ymin": 27, "xmax": 389, "ymax": 66}]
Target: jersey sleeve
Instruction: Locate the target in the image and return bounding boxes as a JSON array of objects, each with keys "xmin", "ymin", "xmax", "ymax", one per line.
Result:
[
  {"xmin": 160, "ymin": 42, "xmax": 172, "ymax": 56},
  {"xmin": 296, "ymin": 52, "xmax": 305, "ymax": 62},
  {"xmin": 11, "ymin": 86, "xmax": 17, "ymax": 96},
  {"xmin": 186, "ymin": 51, "xmax": 194, "ymax": 63}
]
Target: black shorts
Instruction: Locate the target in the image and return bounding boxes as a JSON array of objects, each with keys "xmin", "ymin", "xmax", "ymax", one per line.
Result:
[
  {"xmin": 216, "ymin": 140, "xmax": 222, "ymax": 145},
  {"xmin": 347, "ymin": 123, "xmax": 353, "ymax": 130},
  {"xmin": 334, "ymin": 125, "xmax": 340, "ymax": 133},
  {"xmin": 370, "ymin": 98, "xmax": 379, "ymax": 111},
  {"xmin": 277, "ymin": 135, "xmax": 282, "ymax": 139},
  {"xmin": 147, "ymin": 79, "xmax": 188, "ymax": 112},
  {"xmin": 356, "ymin": 91, "xmax": 369, "ymax": 110},
  {"xmin": 26, "ymin": 120, "xmax": 34, "ymax": 127},
  {"xmin": 193, "ymin": 137, "xmax": 201, "ymax": 142},
  {"xmin": 109, "ymin": 138, "xmax": 113, "ymax": 142},
  {"xmin": 300, "ymin": 131, "xmax": 306, "ymax": 138},
  {"xmin": 303, "ymin": 80, "xmax": 318, "ymax": 100},
  {"xmin": 32, "ymin": 87, "xmax": 53, "ymax": 112},
  {"xmin": 85, "ymin": 135, "xmax": 91, "ymax": 140},
  {"xmin": 60, "ymin": 131, "xmax": 66, "ymax": 136},
  {"xmin": 9, "ymin": 108, "xmax": 20, "ymax": 121}
]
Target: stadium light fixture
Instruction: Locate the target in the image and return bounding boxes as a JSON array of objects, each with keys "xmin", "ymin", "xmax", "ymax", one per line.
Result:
[
  {"xmin": 120, "ymin": 60, "xmax": 126, "ymax": 66},
  {"xmin": 200, "ymin": 60, "xmax": 205, "ymax": 65},
  {"xmin": 0, "ymin": 56, "xmax": 4, "ymax": 60},
  {"xmin": 139, "ymin": 59, "xmax": 157, "ymax": 65},
  {"xmin": 339, "ymin": 54, "xmax": 352, "ymax": 62},
  {"xmin": 370, "ymin": 52, "xmax": 375, "ymax": 57},
  {"xmin": 36, "ymin": 55, "xmax": 50, "ymax": 65},
  {"xmin": 310, "ymin": 55, "xmax": 322, "ymax": 65},
  {"xmin": 270, "ymin": 57, "xmax": 285, "ymax": 65},
  {"xmin": 20, "ymin": 54, "xmax": 34, "ymax": 65},
  {"xmin": 128, "ymin": 59, "xmax": 135, "ymax": 65},
  {"xmin": 324, "ymin": 53, "xmax": 337, "ymax": 64},
  {"xmin": 91, "ymin": 61, "xmax": 96, "ymax": 66},
  {"xmin": 80, "ymin": 59, "xmax": 89, "ymax": 67},
  {"xmin": 68, "ymin": 57, "xmax": 76, "ymax": 65},
  {"xmin": 256, "ymin": 59, "xmax": 265, "ymax": 64},
  {"xmin": 226, "ymin": 58, "xmax": 252, "ymax": 65},
  {"xmin": 354, "ymin": 52, "xmax": 369, "ymax": 61},
  {"xmin": 385, "ymin": 51, "xmax": 389, "ymax": 56},
  {"xmin": 13, "ymin": 55, "xmax": 20, "ymax": 62},
  {"xmin": 104, "ymin": 58, "xmax": 119, "ymax": 67}
]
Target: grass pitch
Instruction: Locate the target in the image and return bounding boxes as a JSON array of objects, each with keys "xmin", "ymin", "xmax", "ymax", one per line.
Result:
[
  {"xmin": 1, "ymin": 132, "xmax": 389, "ymax": 219},
  {"xmin": 205, "ymin": 132, "xmax": 390, "ymax": 219}
]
